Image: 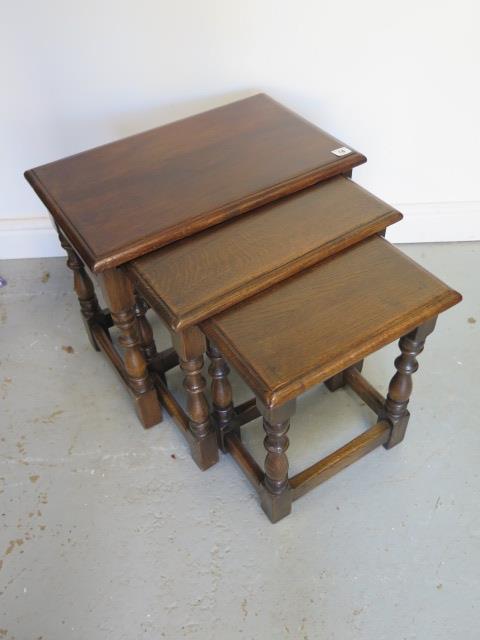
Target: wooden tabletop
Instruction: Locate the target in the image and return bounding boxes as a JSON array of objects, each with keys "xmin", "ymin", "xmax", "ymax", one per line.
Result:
[
  {"xmin": 202, "ymin": 236, "xmax": 461, "ymax": 408},
  {"xmin": 129, "ymin": 176, "xmax": 402, "ymax": 330},
  {"xmin": 25, "ymin": 94, "xmax": 365, "ymax": 272}
]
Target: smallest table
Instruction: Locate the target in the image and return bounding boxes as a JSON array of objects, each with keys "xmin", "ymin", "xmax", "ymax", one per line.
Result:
[{"xmin": 201, "ymin": 236, "xmax": 461, "ymax": 522}]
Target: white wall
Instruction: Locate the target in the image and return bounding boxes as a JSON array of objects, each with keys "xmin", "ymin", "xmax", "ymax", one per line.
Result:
[{"xmin": 1, "ymin": 0, "xmax": 479, "ymax": 258}]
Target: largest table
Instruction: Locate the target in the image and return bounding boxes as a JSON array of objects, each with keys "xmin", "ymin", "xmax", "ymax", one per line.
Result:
[{"xmin": 25, "ymin": 94, "xmax": 381, "ymax": 472}]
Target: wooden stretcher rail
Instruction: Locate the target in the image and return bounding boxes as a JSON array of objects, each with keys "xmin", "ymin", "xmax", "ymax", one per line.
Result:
[
  {"xmin": 231, "ymin": 398, "xmax": 260, "ymax": 430},
  {"xmin": 233, "ymin": 397, "xmax": 257, "ymax": 416},
  {"xmin": 150, "ymin": 347, "xmax": 179, "ymax": 374},
  {"xmin": 344, "ymin": 367, "xmax": 386, "ymax": 415},
  {"xmin": 290, "ymin": 420, "xmax": 390, "ymax": 500},
  {"xmin": 152, "ymin": 373, "xmax": 189, "ymax": 433},
  {"xmin": 225, "ymin": 432, "xmax": 265, "ymax": 489},
  {"xmin": 92, "ymin": 324, "xmax": 129, "ymax": 387},
  {"xmin": 221, "ymin": 374, "xmax": 391, "ymax": 507}
]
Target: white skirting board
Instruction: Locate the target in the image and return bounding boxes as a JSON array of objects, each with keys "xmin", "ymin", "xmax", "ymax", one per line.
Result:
[
  {"xmin": 0, "ymin": 217, "xmax": 66, "ymax": 259},
  {"xmin": 387, "ymin": 201, "xmax": 480, "ymax": 244},
  {"xmin": 1, "ymin": 201, "xmax": 479, "ymax": 259}
]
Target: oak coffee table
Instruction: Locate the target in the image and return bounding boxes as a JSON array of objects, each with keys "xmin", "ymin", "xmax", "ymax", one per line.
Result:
[
  {"xmin": 128, "ymin": 175, "xmax": 402, "ymax": 467},
  {"xmin": 24, "ymin": 93, "xmax": 367, "ymax": 461},
  {"xmin": 200, "ymin": 236, "xmax": 461, "ymax": 521},
  {"xmin": 25, "ymin": 93, "xmax": 461, "ymax": 522}
]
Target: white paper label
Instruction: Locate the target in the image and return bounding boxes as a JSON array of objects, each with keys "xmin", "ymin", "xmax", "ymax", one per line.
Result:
[{"xmin": 331, "ymin": 147, "xmax": 352, "ymax": 157}]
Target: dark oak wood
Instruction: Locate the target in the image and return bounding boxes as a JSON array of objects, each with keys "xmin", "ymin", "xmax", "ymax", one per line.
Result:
[
  {"xmin": 202, "ymin": 236, "xmax": 462, "ymax": 408},
  {"xmin": 129, "ymin": 176, "xmax": 402, "ymax": 330},
  {"xmin": 170, "ymin": 327, "xmax": 218, "ymax": 470},
  {"xmin": 225, "ymin": 432, "xmax": 264, "ymax": 490},
  {"xmin": 206, "ymin": 340, "xmax": 235, "ymax": 451},
  {"xmin": 221, "ymin": 364, "xmax": 392, "ymax": 515},
  {"xmin": 231, "ymin": 398, "xmax": 260, "ymax": 430},
  {"xmin": 58, "ymin": 231, "xmax": 107, "ymax": 350},
  {"xmin": 91, "ymin": 323, "xmax": 128, "ymax": 383},
  {"xmin": 257, "ymin": 400, "xmax": 296, "ymax": 522},
  {"xmin": 23, "ymin": 94, "xmax": 371, "ymax": 443},
  {"xmin": 149, "ymin": 347, "xmax": 179, "ymax": 379},
  {"xmin": 153, "ymin": 364, "xmax": 229, "ymax": 471},
  {"xmin": 152, "ymin": 373, "xmax": 189, "ymax": 433},
  {"xmin": 24, "ymin": 88, "xmax": 461, "ymax": 518},
  {"xmin": 57, "ymin": 233, "xmax": 162, "ymax": 429},
  {"xmin": 344, "ymin": 366, "xmax": 386, "ymax": 415},
  {"xmin": 290, "ymin": 420, "xmax": 391, "ymax": 500},
  {"xmin": 325, "ymin": 360, "xmax": 363, "ymax": 392},
  {"xmin": 25, "ymin": 94, "xmax": 365, "ymax": 272},
  {"xmin": 219, "ymin": 378, "xmax": 392, "ymax": 521},
  {"xmin": 381, "ymin": 318, "xmax": 437, "ymax": 449},
  {"xmin": 134, "ymin": 294, "xmax": 158, "ymax": 364},
  {"xmin": 97, "ymin": 268, "xmax": 162, "ymax": 428},
  {"xmin": 200, "ymin": 238, "xmax": 461, "ymax": 522}
]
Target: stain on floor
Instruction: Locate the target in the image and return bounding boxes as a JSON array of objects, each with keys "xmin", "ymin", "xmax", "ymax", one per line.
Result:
[
  {"xmin": 33, "ymin": 409, "xmax": 64, "ymax": 424},
  {"xmin": 4, "ymin": 540, "xmax": 23, "ymax": 557}
]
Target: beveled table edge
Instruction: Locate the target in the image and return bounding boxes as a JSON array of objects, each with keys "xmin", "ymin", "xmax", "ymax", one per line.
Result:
[
  {"xmin": 128, "ymin": 210, "xmax": 402, "ymax": 332},
  {"xmin": 201, "ymin": 241, "xmax": 462, "ymax": 408},
  {"xmin": 25, "ymin": 153, "xmax": 366, "ymax": 273}
]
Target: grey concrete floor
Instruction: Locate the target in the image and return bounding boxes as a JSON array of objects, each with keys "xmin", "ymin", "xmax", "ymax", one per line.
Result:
[{"xmin": 0, "ymin": 242, "xmax": 479, "ymax": 640}]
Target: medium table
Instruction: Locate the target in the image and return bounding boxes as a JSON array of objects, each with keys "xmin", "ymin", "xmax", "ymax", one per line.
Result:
[{"xmin": 128, "ymin": 175, "xmax": 402, "ymax": 467}]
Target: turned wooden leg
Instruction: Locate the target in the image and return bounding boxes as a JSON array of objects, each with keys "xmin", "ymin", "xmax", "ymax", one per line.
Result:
[
  {"xmin": 134, "ymin": 293, "xmax": 169, "ymax": 384},
  {"xmin": 382, "ymin": 317, "xmax": 437, "ymax": 449},
  {"xmin": 59, "ymin": 232, "xmax": 105, "ymax": 350},
  {"xmin": 171, "ymin": 328, "xmax": 219, "ymax": 470},
  {"xmin": 206, "ymin": 340, "xmax": 235, "ymax": 451},
  {"xmin": 134, "ymin": 293, "xmax": 158, "ymax": 363},
  {"xmin": 325, "ymin": 360, "xmax": 364, "ymax": 391},
  {"xmin": 98, "ymin": 268, "xmax": 162, "ymax": 428},
  {"xmin": 257, "ymin": 399, "xmax": 296, "ymax": 523}
]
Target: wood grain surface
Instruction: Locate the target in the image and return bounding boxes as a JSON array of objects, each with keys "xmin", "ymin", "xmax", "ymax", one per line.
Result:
[
  {"xmin": 202, "ymin": 237, "xmax": 461, "ymax": 407},
  {"xmin": 129, "ymin": 176, "xmax": 401, "ymax": 329},
  {"xmin": 24, "ymin": 94, "xmax": 365, "ymax": 272}
]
